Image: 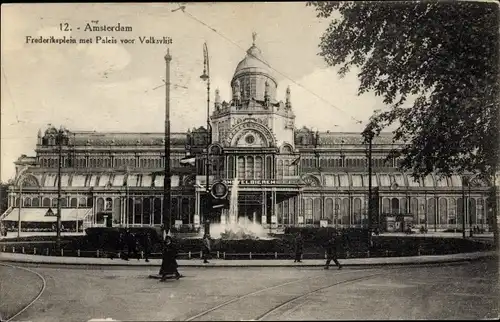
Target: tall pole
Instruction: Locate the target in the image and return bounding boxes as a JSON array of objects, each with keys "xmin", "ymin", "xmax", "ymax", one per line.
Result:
[
  {"xmin": 367, "ymin": 131, "xmax": 373, "ymax": 231},
  {"xmin": 163, "ymin": 49, "xmax": 172, "ymax": 236},
  {"xmin": 56, "ymin": 129, "xmax": 63, "ymax": 252},
  {"xmin": 462, "ymin": 176, "xmax": 467, "ymax": 239},
  {"xmin": 17, "ymin": 180, "xmax": 23, "ymax": 238},
  {"xmin": 201, "ymin": 43, "xmax": 212, "ymax": 236}
]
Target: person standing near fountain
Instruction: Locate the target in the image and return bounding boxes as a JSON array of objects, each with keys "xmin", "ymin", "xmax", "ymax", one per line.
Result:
[
  {"xmin": 202, "ymin": 233, "xmax": 212, "ymax": 264},
  {"xmin": 293, "ymin": 232, "xmax": 304, "ymax": 263}
]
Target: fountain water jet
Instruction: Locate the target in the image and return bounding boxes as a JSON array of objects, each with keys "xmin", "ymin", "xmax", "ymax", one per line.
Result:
[{"xmin": 206, "ymin": 176, "xmax": 271, "ymax": 240}]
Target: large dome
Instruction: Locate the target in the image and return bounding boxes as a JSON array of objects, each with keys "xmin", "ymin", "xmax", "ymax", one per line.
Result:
[
  {"xmin": 233, "ymin": 45, "xmax": 275, "ymax": 80},
  {"xmin": 231, "ymin": 34, "xmax": 278, "ymax": 102}
]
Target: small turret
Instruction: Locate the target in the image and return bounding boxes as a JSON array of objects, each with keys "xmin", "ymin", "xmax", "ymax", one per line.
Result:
[
  {"xmin": 286, "ymin": 86, "xmax": 292, "ymax": 109},
  {"xmin": 233, "ymin": 79, "xmax": 241, "ymax": 106},
  {"xmin": 264, "ymin": 80, "xmax": 270, "ymax": 107},
  {"xmin": 215, "ymin": 88, "xmax": 221, "ymax": 111},
  {"xmin": 37, "ymin": 129, "xmax": 42, "ymax": 145}
]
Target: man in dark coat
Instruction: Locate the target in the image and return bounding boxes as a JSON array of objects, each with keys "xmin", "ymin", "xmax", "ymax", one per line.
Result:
[
  {"xmin": 160, "ymin": 236, "xmax": 181, "ymax": 281},
  {"xmin": 293, "ymin": 232, "xmax": 304, "ymax": 263},
  {"xmin": 202, "ymin": 233, "xmax": 212, "ymax": 264},
  {"xmin": 141, "ymin": 230, "xmax": 153, "ymax": 263},
  {"xmin": 324, "ymin": 232, "xmax": 342, "ymax": 270},
  {"xmin": 125, "ymin": 229, "xmax": 140, "ymax": 261}
]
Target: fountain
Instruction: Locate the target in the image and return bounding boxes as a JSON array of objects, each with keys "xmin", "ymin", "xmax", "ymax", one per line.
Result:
[{"xmin": 206, "ymin": 176, "xmax": 271, "ymax": 240}]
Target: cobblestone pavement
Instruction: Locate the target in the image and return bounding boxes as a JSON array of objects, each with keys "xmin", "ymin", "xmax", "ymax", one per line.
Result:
[{"xmin": 1, "ymin": 257, "xmax": 497, "ymax": 321}]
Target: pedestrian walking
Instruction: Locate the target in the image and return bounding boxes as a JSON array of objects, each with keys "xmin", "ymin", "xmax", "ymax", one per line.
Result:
[
  {"xmin": 293, "ymin": 232, "xmax": 304, "ymax": 263},
  {"xmin": 324, "ymin": 232, "xmax": 342, "ymax": 270},
  {"xmin": 124, "ymin": 229, "xmax": 140, "ymax": 261},
  {"xmin": 160, "ymin": 236, "xmax": 181, "ymax": 281},
  {"xmin": 142, "ymin": 230, "xmax": 153, "ymax": 263},
  {"xmin": 202, "ymin": 233, "xmax": 212, "ymax": 264}
]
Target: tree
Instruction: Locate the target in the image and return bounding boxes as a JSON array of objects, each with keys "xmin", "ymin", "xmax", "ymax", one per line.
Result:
[{"xmin": 308, "ymin": 1, "xmax": 499, "ymax": 245}]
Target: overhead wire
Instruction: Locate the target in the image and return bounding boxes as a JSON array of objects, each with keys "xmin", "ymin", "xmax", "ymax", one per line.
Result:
[{"xmin": 177, "ymin": 5, "xmax": 365, "ymax": 128}]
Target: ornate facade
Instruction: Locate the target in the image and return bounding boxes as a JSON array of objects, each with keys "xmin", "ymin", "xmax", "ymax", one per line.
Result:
[{"xmin": 2, "ymin": 37, "xmax": 499, "ymax": 232}]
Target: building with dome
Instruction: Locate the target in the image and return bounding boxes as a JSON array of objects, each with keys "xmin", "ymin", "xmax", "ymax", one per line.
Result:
[{"xmin": 1, "ymin": 35, "xmax": 498, "ymax": 233}]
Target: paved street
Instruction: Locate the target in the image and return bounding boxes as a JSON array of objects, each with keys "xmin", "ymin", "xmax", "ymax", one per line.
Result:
[{"xmin": 0, "ymin": 258, "xmax": 497, "ymax": 321}]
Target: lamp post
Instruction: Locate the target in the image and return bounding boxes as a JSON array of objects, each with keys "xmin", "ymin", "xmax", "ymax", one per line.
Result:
[
  {"xmin": 200, "ymin": 42, "xmax": 212, "ymax": 236},
  {"xmin": 461, "ymin": 176, "xmax": 468, "ymax": 239},
  {"xmin": 55, "ymin": 126, "xmax": 66, "ymax": 253},
  {"xmin": 16, "ymin": 166, "xmax": 30, "ymax": 238},
  {"xmin": 163, "ymin": 49, "xmax": 172, "ymax": 238}
]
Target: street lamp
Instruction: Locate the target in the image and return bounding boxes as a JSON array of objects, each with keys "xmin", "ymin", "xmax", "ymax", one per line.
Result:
[
  {"xmin": 163, "ymin": 49, "xmax": 172, "ymax": 237},
  {"xmin": 200, "ymin": 42, "xmax": 212, "ymax": 236},
  {"xmin": 16, "ymin": 166, "xmax": 30, "ymax": 238}
]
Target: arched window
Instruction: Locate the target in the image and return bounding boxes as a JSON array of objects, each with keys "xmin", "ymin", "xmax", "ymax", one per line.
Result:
[
  {"xmin": 453, "ymin": 198, "xmax": 460, "ymax": 225},
  {"xmin": 172, "ymin": 197, "xmax": 179, "ymax": 221},
  {"xmin": 237, "ymin": 156, "xmax": 245, "ymax": 179},
  {"xmin": 478, "ymin": 198, "xmax": 485, "ymax": 224},
  {"xmin": 51, "ymin": 198, "xmax": 58, "ymax": 208},
  {"xmin": 391, "ymin": 198, "xmax": 400, "ymax": 214},
  {"xmin": 305, "ymin": 198, "xmax": 313, "ymax": 224},
  {"xmin": 255, "ymin": 156, "xmax": 263, "ymax": 179},
  {"xmin": 469, "ymin": 198, "xmax": 477, "ymax": 225},
  {"xmin": 382, "ymin": 198, "xmax": 390, "ymax": 214},
  {"xmin": 153, "ymin": 197, "xmax": 162, "ymax": 225},
  {"xmin": 70, "ymin": 197, "xmax": 78, "ymax": 207},
  {"xmin": 228, "ymin": 156, "xmax": 235, "ymax": 179},
  {"xmin": 78, "ymin": 197, "xmax": 86, "ymax": 207},
  {"xmin": 313, "ymin": 198, "xmax": 322, "ymax": 223},
  {"xmin": 105, "ymin": 197, "xmax": 113, "ymax": 211},
  {"xmin": 60, "ymin": 197, "xmax": 67, "ymax": 208},
  {"xmin": 353, "ymin": 198, "xmax": 362, "ymax": 225},
  {"xmin": 427, "ymin": 198, "xmax": 436, "ymax": 225},
  {"xmin": 400, "ymin": 198, "xmax": 407, "ymax": 214},
  {"xmin": 246, "ymin": 156, "xmax": 254, "ymax": 179},
  {"xmin": 439, "ymin": 198, "xmax": 448, "ymax": 225},
  {"xmin": 42, "ymin": 197, "xmax": 50, "ymax": 207},
  {"xmin": 32, "ymin": 197, "xmax": 40, "ymax": 207},
  {"xmin": 334, "ymin": 198, "xmax": 341, "ymax": 225},
  {"xmin": 142, "ymin": 197, "xmax": 151, "ymax": 226},
  {"xmin": 96, "ymin": 198, "xmax": 105, "ymax": 213},
  {"xmin": 23, "ymin": 197, "xmax": 31, "ymax": 207},
  {"xmin": 342, "ymin": 198, "xmax": 350, "ymax": 225},
  {"xmin": 410, "ymin": 197, "xmax": 418, "ymax": 222},
  {"xmin": 325, "ymin": 198, "xmax": 333, "ymax": 221}
]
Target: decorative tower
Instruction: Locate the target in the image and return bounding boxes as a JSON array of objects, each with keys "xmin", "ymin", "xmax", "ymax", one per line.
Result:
[
  {"xmin": 286, "ymin": 86, "xmax": 292, "ymax": 109},
  {"xmin": 215, "ymin": 88, "xmax": 221, "ymax": 111}
]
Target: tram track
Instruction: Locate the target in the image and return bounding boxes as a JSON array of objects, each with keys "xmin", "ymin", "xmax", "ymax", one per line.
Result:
[
  {"xmin": 183, "ymin": 268, "xmax": 378, "ymax": 321},
  {"xmin": 0, "ymin": 262, "xmax": 46, "ymax": 322}
]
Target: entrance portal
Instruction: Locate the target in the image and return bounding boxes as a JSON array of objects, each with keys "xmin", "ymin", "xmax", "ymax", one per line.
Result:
[{"xmin": 237, "ymin": 193, "xmax": 263, "ymax": 224}]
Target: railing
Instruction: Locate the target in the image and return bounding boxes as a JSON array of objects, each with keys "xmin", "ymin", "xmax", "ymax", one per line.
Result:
[{"xmin": 1, "ymin": 243, "xmax": 477, "ymax": 259}]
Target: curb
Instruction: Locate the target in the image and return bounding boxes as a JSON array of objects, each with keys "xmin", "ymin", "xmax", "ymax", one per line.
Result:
[{"xmin": 0, "ymin": 251, "xmax": 496, "ymax": 268}]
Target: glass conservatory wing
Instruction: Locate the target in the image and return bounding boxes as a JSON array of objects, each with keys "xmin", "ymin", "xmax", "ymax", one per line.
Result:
[
  {"xmin": 351, "ymin": 174, "xmax": 363, "ymax": 187},
  {"xmin": 450, "ymin": 175, "xmax": 462, "ymax": 187},
  {"xmin": 71, "ymin": 175, "xmax": 87, "ymax": 187},
  {"xmin": 435, "ymin": 176, "xmax": 449, "ymax": 187},
  {"xmin": 127, "ymin": 175, "xmax": 139, "ymax": 187},
  {"xmin": 392, "ymin": 174, "xmax": 406, "ymax": 187},
  {"xmin": 98, "ymin": 174, "xmax": 111, "ymax": 186},
  {"xmin": 141, "ymin": 175, "xmax": 152, "ymax": 187},
  {"xmin": 423, "ymin": 175, "xmax": 435, "ymax": 187},
  {"xmin": 362, "ymin": 174, "xmax": 378, "ymax": 187},
  {"xmin": 406, "ymin": 175, "xmax": 421, "ymax": 187},
  {"xmin": 154, "ymin": 175, "xmax": 164, "ymax": 187},
  {"xmin": 379, "ymin": 174, "xmax": 391, "ymax": 187},
  {"xmin": 44, "ymin": 174, "xmax": 57, "ymax": 187},
  {"xmin": 87, "ymin": 175, "xmax": 98, "ymax": 187},
  {"xmin": 324, "ymin": 174, "xmax": 339, "ymax": 187},
  {"xmin": 338, "ymin": 174, "xmax": 350, "ymax": 187},
  {"xmin": 112, "ymin": 174, "xmax": 125, "ymax": 187}
]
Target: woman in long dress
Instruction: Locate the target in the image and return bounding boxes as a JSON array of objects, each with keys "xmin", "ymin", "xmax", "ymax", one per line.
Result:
[{"xmin": 160, "ymin": 236, "xmax": 181, "ymax": 281}]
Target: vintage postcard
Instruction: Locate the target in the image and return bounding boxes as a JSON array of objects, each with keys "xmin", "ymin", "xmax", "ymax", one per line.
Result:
[{"xmin": 0, "ymin": 2, "xmax": 498, "ymax": 321}]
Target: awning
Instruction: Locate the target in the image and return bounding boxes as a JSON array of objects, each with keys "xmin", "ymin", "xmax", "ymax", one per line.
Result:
[{"xmin": 1, "ymin": 208, "xmax": 92, "ymax": 222}]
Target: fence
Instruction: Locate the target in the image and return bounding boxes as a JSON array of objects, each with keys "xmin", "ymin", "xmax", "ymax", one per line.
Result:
[{"xmin": 0, "ymin": 244, "xmax": 439, "ymax": 259}]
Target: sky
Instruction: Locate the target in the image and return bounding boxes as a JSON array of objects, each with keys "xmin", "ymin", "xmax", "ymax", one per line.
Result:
[{"xmin": 1, "ymin": 2, "xmax": 392, "ymax": 182}]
